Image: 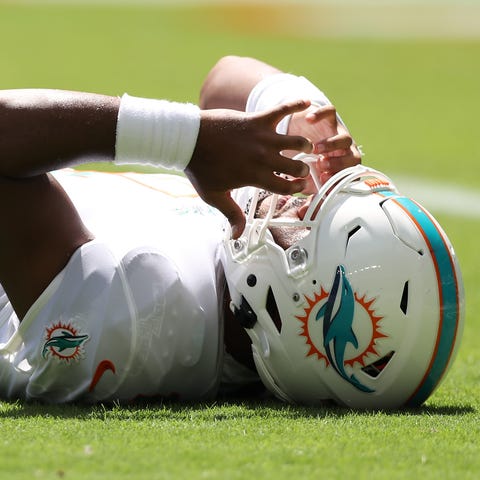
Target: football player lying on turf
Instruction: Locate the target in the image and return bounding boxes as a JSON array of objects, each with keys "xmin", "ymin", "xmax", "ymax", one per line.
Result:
[{"xmin": 0, "ymin": 56, "xmax": 463, "ymax": 408}]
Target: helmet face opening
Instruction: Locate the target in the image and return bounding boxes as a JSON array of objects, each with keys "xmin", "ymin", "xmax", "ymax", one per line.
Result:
[{"xmin": 223, "ymin": 164, "xmax": 465, "ymax": 409}]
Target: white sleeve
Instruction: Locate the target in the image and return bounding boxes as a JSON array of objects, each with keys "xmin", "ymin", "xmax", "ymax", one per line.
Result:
[{"xmin": 246, "ymin": 73, "xmax": 342, "ymax": 134}]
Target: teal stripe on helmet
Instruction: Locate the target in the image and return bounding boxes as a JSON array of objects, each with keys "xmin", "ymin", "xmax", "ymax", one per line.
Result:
[{"xmin": 380, "ymin": 191, "xmax": 460, "ymax": 406}]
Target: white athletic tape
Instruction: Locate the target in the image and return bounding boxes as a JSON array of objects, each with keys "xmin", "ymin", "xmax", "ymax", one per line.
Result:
[{"xmin": 115, "ymin": 93, "xmax": 200, "ymax": 171}]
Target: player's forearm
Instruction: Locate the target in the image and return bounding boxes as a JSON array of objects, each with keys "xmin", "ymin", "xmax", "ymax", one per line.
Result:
[
  {"xmin": 199, "ymin": 56, "xmax": 281, "ymax": 110},
  {"xmin": 0, "ymin": 89, "xmax": 119, "ymax": 177}
]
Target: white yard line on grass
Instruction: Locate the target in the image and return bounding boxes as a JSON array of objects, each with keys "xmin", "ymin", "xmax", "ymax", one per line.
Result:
[{"xmin": 394, "ymin": 176, "xmax": 480, "ymax": 219}]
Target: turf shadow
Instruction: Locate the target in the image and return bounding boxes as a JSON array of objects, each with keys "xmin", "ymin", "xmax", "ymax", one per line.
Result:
[{"xmin": 0, "ymin": 397, "xmax": 475, "ymax": 421}]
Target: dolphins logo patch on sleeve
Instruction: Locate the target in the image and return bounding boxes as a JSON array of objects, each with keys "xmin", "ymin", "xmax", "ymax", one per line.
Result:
[
  {"xmin": 42, "ymin": 321, "xmax": 89, "ymax": 363},
  {"xmin": 296, "ymin": 265, "xmax": 387, "ymax": 393}
]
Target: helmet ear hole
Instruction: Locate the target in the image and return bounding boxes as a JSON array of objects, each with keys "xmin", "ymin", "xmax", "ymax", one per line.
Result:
[
  {"xmin": 234, "ymin": 296, "xmax": 257, "ymax": 329},
  {"xmin": 266, "ymin": 287, "xmax": 282, "ymax": 333}
]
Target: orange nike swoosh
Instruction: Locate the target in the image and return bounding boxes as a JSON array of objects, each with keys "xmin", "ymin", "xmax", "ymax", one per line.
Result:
[{"xmin": 89, "ymin": 360, "xmax": 116, "ymax": 392}]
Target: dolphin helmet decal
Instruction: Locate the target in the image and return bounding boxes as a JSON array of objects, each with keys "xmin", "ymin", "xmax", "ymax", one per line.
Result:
[{"xmin": 318, "ymin": 265, "xmax": 374, "ymax": 393}]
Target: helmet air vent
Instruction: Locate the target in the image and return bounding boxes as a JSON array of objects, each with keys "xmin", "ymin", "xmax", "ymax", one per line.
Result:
[
  {"xmin": 361, "ymin": 351, "xmax": 395, "ymax": 378},
  {"xmin": 345, "ymin": 225, "xmax": 362, "ymax": 252},
  {"xmin": 266, "ymin": 287, "xmax": 282, "ymax": 334},
  {"xmin": 400, "ymin": 281, "xmax": 409, "ymax": 315}
]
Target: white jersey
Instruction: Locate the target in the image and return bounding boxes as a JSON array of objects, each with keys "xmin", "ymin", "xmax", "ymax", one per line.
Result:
[{"xmin": 0, "ymin": 169, "xmax": 251, "ymax": 403}]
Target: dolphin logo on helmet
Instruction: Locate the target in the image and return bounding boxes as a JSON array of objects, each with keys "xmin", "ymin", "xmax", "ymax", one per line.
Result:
[{"xmin": 317, "ymin": 265, "xmax": 374, "ymax": 393}]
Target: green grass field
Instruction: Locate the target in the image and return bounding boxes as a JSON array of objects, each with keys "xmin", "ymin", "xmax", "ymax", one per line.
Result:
[{"xmin": 0, "ymin": 2, "xmax": 479, "ymax": 479}]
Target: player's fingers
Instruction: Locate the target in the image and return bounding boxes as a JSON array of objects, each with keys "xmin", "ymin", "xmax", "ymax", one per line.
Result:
[
  {"xmin": 319, "ymin": 171, "xmax": 333, "ymax": 185},
  {"xmin": 314, "ymin": 133, "xmax": 352, "ymax": 155},
  {"xmin": 324, "ymin": 153, "xmax": 362, "ymax": 175},
  {"xmin": 263, "ymin": 153, "xmax": 310, "ymax": 179},
  {"xmin": 264, "ymin": 99, "xmax": 312, "ymax": 126},
  {"xmin": 275, "ymin": 133, "xmax": 314, "ymax": 156},
  {"xmin": 261, "ymin": 174, "xmax": 307, "ymax": 196},
  {"xmin": 305, "ymin": 104, "xmax": 337, "ymax": 123},
  {"xmin": 203, "ymin": 191, "xmax": 246, "ymax": 239}
]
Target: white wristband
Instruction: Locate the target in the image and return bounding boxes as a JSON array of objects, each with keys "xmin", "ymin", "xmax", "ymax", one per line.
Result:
[
  {"xmin": 114, "ymin": 93, "xmax": 201, "ymax": 171},
  {"xmin": 246, "ymin": 73, "xmax": 341, "ymax": 134}
]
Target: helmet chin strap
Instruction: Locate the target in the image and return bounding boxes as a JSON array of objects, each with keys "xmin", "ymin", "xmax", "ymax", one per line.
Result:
[
  {"xmin": 293, "ymin": 152, "xmax": 323, "ymax": 192},
  {"xmin": 255, "ymin": 192, "xmax": 278, "ymax": 247}
]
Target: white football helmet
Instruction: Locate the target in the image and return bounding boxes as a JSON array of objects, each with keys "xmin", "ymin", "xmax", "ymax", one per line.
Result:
[{"xmin": 222, "ymin": 160, "xmax": 464, "ymax": 409}]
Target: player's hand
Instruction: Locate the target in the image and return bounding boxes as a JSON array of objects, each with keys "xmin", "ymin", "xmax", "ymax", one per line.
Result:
[
  {"xmin": 185, "ymin": 100, "xmax": 314, "ymax": 238},
  {"xmin": 288, "ymin": 104, "xmax": 362, "ymax": 190}
]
